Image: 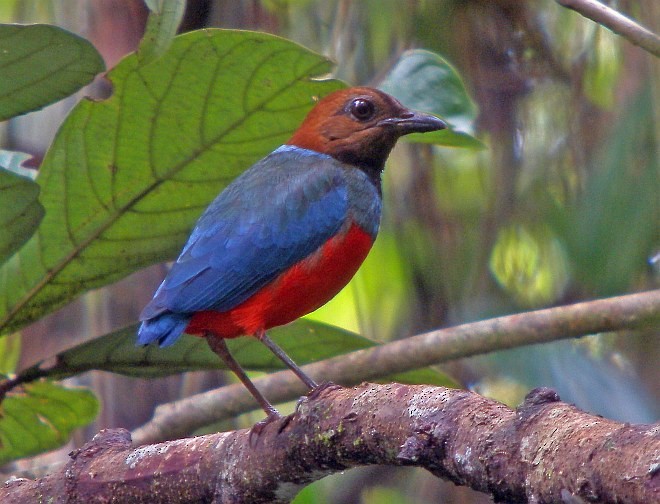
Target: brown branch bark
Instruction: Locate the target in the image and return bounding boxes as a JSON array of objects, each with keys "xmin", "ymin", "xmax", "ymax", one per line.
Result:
[
  {"xmin": 3, "ymin": 384, "xmax": 658, "ymax": 503},
  {"xmin": 556, "ymin": 0, "xmax": 660, "ymax": 56},
  {"xmin": 133, "ymin": 290, "xmax": 660, "ymax": 444}
]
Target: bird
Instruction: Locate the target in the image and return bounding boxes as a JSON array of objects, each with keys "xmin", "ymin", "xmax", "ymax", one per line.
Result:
[{"xmin": 138, "ymin": 86, "xmax": 446, "ymax": 422}]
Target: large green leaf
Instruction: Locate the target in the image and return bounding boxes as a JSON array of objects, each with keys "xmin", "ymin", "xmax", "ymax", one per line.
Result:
[
  {"xmin": 0, "ymin": 29, "xmax": 344, "ymax": 336},
  {"xmin": 0, "ymin": 24, "xmax": 104, "ymax": 121},
  {"xmin": 42, "ymin": 320, "xmax": 370, "ymax": 379},
  {"xmin": 10, "ymin": 319, "xmax": 456, "ymax": 387},
  {"xmin": 0, "ymin": 381, "xmax": 98, "ymax": 465},
  {"xmin": 0, "ymin": 151, "xmax": 43, "ymax": 265},
  {"xmin": 379, "ymin": 49, "xmax": 483, "ymax": 149}
]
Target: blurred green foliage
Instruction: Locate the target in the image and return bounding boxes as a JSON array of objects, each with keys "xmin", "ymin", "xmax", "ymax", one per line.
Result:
[
  {"xmin": 489, "ymin": 223, "xmax": 570, "ymax": 307},
  {"xmin": 562, "ymin": 84, "xmax": 657, "ymax": 296}
]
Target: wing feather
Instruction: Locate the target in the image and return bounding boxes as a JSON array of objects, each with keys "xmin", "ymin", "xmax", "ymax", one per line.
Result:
[{"xmin": 140, "ymin": 148, "xmax": 349, "ymax": 320}]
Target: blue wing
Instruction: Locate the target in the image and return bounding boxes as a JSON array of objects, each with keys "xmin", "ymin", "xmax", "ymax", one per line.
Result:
[{"xmin": 138, "ymin": 147, "xmax": 353, "ymax": 345}]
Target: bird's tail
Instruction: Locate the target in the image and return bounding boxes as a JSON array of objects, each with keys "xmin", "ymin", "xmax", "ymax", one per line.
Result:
[{"xmin": 137, "ymin": 312, "xmax": 191, "ymax": 347}]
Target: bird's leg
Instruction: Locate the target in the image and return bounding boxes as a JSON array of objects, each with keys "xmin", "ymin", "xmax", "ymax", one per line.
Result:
[
  {"xmin": 205, "ymin": 332, "xmax": 280, "ymax": 420},
  {"xmin": 257, "ymin": 331, "xmax": 318, "ymax": 390}
]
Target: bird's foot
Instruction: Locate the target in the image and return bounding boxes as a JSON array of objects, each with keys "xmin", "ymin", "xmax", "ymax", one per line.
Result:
[
  {"xmin": 248, "ymin": 412, "xmax": 282, "ymax": 447},
  {"xmin": 307, "ymin": 381, "xmax": 342, "ymax": 401},
  {"xmin": 295, "ymin": 382, "xmax": 342, "ymax": 413}
]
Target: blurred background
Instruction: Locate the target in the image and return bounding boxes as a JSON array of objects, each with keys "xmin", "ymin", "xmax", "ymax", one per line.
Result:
[{"xmin": 1, "ymin": 1, "xmax": 658, "ymax": 502}]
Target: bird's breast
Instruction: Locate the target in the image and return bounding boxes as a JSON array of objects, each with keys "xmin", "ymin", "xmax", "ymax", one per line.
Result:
[{"xmin": 186, "ymin": 222, "xmax": 374, "ymax": 338}]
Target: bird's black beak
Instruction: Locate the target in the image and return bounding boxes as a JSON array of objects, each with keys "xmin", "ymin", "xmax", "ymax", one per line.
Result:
[{"xmin": 377, "ymin": 110, "xmax": 447, "ymax": 134}]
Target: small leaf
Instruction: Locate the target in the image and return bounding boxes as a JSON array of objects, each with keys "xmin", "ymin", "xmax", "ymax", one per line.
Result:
[
  {"xmin": 0, "ymin": 381, "xmax": 98, "ymax": 465},
  {"xmin": 379, "ymin": 49, "xmax": 482, "ymax": 149},
  {"xmin": 0, "ymin": 152, "xmax": 44, "ymax": 265},
  {"xmin": 0, "ymin": 24, "xmax": 105, "ymax": 121}
]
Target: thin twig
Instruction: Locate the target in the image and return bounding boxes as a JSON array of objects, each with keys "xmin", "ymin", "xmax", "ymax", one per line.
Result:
[
  {"xmin": 132, "ymin": 290, "xmax": 660, "ymax": 444},
  {"xmin": 556, "ymin": 0, "xmax": 660, "ymax": 57}
]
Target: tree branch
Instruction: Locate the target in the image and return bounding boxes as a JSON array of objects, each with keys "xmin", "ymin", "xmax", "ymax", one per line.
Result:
[
  {"xmin": 556, "ymin": 0, "xmax": 660, "ymax": 56},
  {"xmin": 132, "ymin": 290, "xmax": 660, "ymax": 445},
  {"xmin": 3, "ymin": 384, "xmax": 658, "ymax": 503}
]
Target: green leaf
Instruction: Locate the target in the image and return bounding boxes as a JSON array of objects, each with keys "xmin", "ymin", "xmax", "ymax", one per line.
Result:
[
  {"xmin": 0, "ymin": 152, "xmax": 44, "ymax": 265},
  {"xmin": 0, "ymin": 24, "xmax": 105, "ymax": 121},
  {"xmin": 0, "ymin": 381, "xmax": 98, "ymax": 465},
  {"xmin": 139, "ymin": 0, "xmax": 186, "ymax": 64},
  {"xmin": 0, "ymin": 29, "xmax": 345, "ymax": 336},
  {"xmin": 379, "ymin": 49, "xmax": 483, "ymax": 149},
  {"xmin": 16, "ymin": 319, "xmax": 456, "ymax": 388},
  {"xmin": 32, "ymin": 320, "xmax": 382, "ymax": 378}
]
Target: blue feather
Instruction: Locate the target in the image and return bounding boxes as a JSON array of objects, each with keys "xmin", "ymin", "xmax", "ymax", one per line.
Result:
[
  {"xmin": 137, "ymin": 312, "xmax": 191, "ymax": 347},
  {"xmin": 139, "ymin": 145, "xmax": 381, "ymax": 346}
]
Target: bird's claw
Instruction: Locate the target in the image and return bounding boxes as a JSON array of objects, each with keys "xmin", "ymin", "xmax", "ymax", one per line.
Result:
[
  {"xmin": 294, "ymin": 382, "xmax": 342, "ymax": 414},
  {"xmin": 307, "ymin": 381, "xmax": 342, "ymax": 401},
  {"xmin": 248, "ymin": 412, "xmax": 282, "ymax": 447}
]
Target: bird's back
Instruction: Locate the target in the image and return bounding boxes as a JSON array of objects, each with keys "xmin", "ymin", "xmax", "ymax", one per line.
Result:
[{"xmin": 138, "ymin": 145, "xmax": 381, "ymax": 346}]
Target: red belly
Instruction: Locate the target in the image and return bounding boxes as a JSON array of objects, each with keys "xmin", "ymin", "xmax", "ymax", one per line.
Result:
[{"xmin": 185, "ymin": 223, "xmax": 374, "ymax": 338}]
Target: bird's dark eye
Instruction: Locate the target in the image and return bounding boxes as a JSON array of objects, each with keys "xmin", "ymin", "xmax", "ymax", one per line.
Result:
[{"xmin": 349, "ymin": 98, "xmax": 376, "ymax": 121}]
